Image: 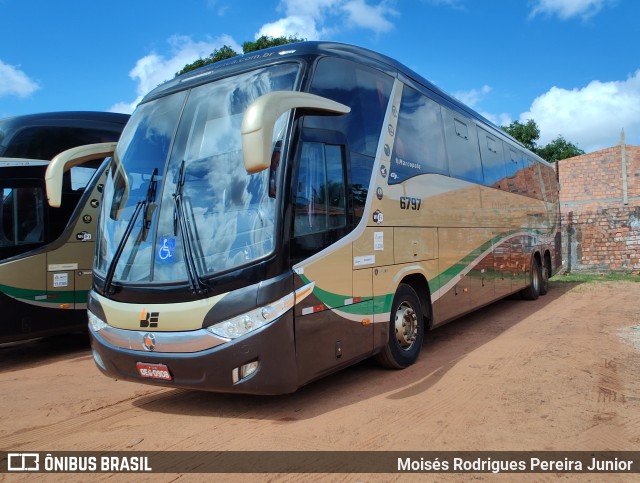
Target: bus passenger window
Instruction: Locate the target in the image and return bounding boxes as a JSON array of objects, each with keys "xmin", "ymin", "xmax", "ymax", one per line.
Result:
[
  {"xmin": 0, "ymin": 186, "xmax": 45, "ymax": 247},
  {"xmin": 390, "ymin": 85, "xmax": 448, "ymax": 184},
  {"xmin": 294, "ymin": 142, "xmax": 347, "ymax": 237},
  {"xmin": 70, "ymin": 166, "xmax": 98, "ymax": 191},
  {"xmin": 506, "ymin": 149, "xmax": 528, "ymax": 195},
  {"xmin": 478, "ymin": 129, "xmax": 507, "ymax": 190},
  {"xmin": 444, "ymin": 109, "xmax": 483, "ymax": 184}
]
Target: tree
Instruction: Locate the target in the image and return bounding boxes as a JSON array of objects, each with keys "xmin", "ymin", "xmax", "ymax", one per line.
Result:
[
  {"xmin": 243, "ymin": 35, "xmax": 305, "ymax": 54},
  {"xmin": 176, "ymin": 35, "xmax": 306, "ymax": 77},
  {"xmin": 501, "ymin": 119, "xmax": 540, "ymax": 151},
  {"xmin": 176, "ymin": 45, "xmax": 239, "ymax": 77},
  {"xmin": 536, "ymin": 135, "xmax": 584, "ymax": 162},
  {"xmin": 501, "ymin": 119, "xmax": 584, "ymax": 162}
]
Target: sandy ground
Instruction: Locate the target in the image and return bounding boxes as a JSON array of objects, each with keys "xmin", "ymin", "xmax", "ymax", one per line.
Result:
[{"xmin": 0, "ymin": 281, "xmax": 639, "ymax": 482}]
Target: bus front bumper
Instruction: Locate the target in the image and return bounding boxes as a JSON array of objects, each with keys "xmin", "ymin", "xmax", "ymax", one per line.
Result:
[{"xmin": 89, "ymin": 312, "xmax": 299, "ymax": 395}]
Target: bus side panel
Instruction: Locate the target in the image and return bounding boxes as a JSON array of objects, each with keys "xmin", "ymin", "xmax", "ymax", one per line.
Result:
[
  {"xmin": 0, "ymin": 253, "xmax": 84, "ymax": 342},
  {"xmin": 293, "ymin": 244, "xmax": 375, "ymax": 386},
  {"xmin": 46, "ymin": 241, "xmax": 94, "ymax": 309}
]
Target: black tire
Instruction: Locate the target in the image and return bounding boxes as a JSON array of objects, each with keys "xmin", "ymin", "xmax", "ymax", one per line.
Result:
[
  {"xmin": 375, "ymin": 284, "xmax": 424, "ymax": 369},
  {"xmin": 539, "ymin": 258, "xmax": 550, "ymax": 296},
  {"xmin": 520, "ymin": 257, "xmax": 542, "ymax": 300}
]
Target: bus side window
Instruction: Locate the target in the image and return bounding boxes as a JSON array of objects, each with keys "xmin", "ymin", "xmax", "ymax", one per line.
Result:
[
  {"xmin": 505, "ymin": 148, "xmax": 528, "ymax": 195},
  {"xmin": 0, "ymin": 185, "xmax": 45, "ymax": 247},
  {"xmin": 443, "ymin": 109, "xmax": 483, "ymax": 184},
  {"xmin": 524, "ymin": 155, "xmax": 542, "ymax": 200},
  {"xmin": 293, "ymin": 142, "xmax": 347, "ymax": 237},
  {"xmin": 478, "ymin": 128, "xmax": 507, "ymax": 191},
  {"xmin": 0, "ymin": 188, "xmax": 13, "ymax": 246},
  {"xmin": 543, "ymin": 164, "xmax": 557, "ymax": 203},
  {"xmin": 389, "ymin": 85, "xmax": 448, "ymax": 184}
]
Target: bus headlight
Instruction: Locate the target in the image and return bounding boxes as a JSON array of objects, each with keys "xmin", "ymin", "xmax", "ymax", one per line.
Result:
[
  {"xmin": 207, "ymin": 292, "xmax": 294, "ymax": 340},
  {"xmin": 88, "ymin": 310, "xmax": 108, "ymax": 332}
]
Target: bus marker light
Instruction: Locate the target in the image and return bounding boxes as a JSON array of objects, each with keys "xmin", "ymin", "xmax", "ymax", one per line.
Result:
[
  {"xmin": 361, "ymin": 319, "xmax": 371, "ymax": 326},
  {"xmin": 59, "ymin": 303, "xmax": 71, "ymax": 309}
]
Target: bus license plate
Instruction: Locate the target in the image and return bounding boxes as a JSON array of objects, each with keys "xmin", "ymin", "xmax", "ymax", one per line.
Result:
[{"xmin": 136, "ymin": 362, "xmax": 172, "ymax": 381}]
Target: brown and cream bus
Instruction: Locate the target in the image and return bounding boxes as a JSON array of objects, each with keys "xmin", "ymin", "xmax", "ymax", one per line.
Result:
[{"xmin": 74, "ymin": 42, "xmax": 559, "ymax": 394}]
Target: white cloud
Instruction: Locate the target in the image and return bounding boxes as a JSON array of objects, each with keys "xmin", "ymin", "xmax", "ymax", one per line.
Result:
[
  {"xmin": 110, "ymin": 35, "xmax": 241, "ymax": 114},
  {"xmin": 256, "ymin": 0, "xmax": 397, "ymax": 41},
  {"xmin": 0, "ymin": 60, "xmax": 40, "ymax": 98},
  {"xmin": 481, "ymin": 111, "xmax": 512, "ymax": 128},
  {"xmin": 258, "ymin": 15, "xmax": 321, "ymax": 40},
  {"xmin": 452, "ymin": 85, "xmax": 511, "ymax": 127},
  {"xmin": 530, "ymin": 0, "xmax": 615, "ymax": 20},
  {"xmin": 520, "ymin": 70, "xmax": 640, "ymax": 152},
  {"xmin": 453, "ymin": 84, "xmax": 491, "ymax": 108},
  {"xmin": 342, "ymin": 0, "xmax": 398, "ymax": 33}
]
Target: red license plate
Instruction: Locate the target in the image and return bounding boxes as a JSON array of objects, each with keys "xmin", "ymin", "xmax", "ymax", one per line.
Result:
[{"xmin": 136, "ymin": 362, "xmax": 172, "ymax": 381}]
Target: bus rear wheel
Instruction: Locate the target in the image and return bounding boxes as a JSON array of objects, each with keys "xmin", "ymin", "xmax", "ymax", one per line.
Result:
[
  {"xmin": 520, "ymin": 257, "xmax": 542, "ymax": 300},
  {"xmin": 375, "ymin": 284, "xmax": 424, "ymax": 369},
  {"xmin": 539, "ymin": 259, "xmax": 550, "ymax": 296}
]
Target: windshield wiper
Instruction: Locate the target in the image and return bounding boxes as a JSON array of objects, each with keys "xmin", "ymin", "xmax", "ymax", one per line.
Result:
[
  {"xmin": 103, "ymin": 168, "xmax": 158, "ymax": 295},
  {"xmin": 173, "ymin": 160, "xmax": 207, "ymax": 294}
]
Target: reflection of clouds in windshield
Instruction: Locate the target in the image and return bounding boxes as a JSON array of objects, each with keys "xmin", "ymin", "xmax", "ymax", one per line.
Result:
[
  {"xmin": 172, "ymin": 71, "xmax": 282, "ymax": 275},
  {"xmin": 101, "ymin": 63, "xmax": 298, "ymax": 283}
]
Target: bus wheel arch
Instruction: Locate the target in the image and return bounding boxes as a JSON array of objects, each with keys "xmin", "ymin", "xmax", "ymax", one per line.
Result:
[{"xmin": 375, "ymin": 275, "xmax": 431, "ymax": 369}]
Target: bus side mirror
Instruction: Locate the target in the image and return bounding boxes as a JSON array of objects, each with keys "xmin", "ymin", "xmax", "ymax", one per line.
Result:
[
  {"xmin": 241, "ymin": 91, "xmax": 350, "ymax": 173},
  {"xmin": 45, "ymin": 142, "xmax": 117, "ymax": 207}
]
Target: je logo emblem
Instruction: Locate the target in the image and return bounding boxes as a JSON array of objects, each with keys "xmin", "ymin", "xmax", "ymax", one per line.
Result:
[{"xmin": 140, "ymin": 309, "xmax": 159, "ymax": 328}]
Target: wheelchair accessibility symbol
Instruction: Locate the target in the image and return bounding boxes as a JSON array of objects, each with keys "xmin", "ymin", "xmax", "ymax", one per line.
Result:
[{"xmin": 156, "ymin": 237, "xmax": 176, "ymax": 262}]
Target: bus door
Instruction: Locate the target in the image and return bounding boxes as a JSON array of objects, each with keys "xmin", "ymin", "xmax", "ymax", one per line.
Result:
[{"xmin": 291, "ymin": 130, "xmax": 374, "ymax": 383}]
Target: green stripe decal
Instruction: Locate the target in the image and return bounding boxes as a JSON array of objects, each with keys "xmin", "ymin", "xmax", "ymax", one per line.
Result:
[
  {"xmin": 0, "ymin": 284, "xmax": 80, "ymax": 305},
  {"xmin": 298, "ymin": 229, "xmax": 548, "ymax": 317}
]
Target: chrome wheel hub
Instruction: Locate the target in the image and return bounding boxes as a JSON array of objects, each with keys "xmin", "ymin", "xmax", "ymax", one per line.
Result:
[{"xmin": 394, "ymin": 302, "xmax": 418, "ymax": 350}]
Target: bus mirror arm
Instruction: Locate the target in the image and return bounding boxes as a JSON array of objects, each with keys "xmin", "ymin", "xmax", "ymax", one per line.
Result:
[
  {"xmin": 45, "ymin": 142, "xmax": 118, "ymax": 207},
  {"xmin": 241, "ymin": 91, "xmax": 350, "ymax": 173}
]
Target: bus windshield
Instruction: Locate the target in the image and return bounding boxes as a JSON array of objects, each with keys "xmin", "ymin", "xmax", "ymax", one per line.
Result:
[{"xmin": 96, "ymin": 63, "xmax": 299, "ymax": 284}]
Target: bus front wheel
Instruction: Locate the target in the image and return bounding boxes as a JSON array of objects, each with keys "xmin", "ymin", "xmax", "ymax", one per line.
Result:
[{"xmin": 375, "ymin": 284, "xmax": 424, "ymax": 369}]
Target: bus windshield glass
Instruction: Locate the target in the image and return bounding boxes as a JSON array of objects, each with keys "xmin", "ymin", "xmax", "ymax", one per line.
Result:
[{"xmin": 96, "ymin": 63, "xmax": 299, "ymax": 283}]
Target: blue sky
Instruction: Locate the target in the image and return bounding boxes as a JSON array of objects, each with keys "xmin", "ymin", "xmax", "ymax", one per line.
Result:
[{"xmin": 1, "ymin": 0, "xmax": 638, "ymax": 153}]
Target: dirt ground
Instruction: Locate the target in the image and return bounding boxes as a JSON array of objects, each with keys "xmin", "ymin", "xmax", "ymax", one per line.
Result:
[{"xmin": 1, "ymin": 281, "xmax": 639, "ymax": 482}]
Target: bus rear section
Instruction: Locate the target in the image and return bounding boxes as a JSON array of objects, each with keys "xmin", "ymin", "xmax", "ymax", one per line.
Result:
[{"xmin": 87, "ymin": 42, "xmax": 559, "ymax": 395}]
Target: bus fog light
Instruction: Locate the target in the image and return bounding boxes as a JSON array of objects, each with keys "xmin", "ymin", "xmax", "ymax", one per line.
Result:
[{"xmin": 232, "ymin": 360, "xmax": 260, "ymax": 384}]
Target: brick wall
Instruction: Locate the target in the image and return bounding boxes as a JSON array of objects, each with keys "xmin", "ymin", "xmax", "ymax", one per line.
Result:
[{"xmin": 558, "ymin": 141, "xmax": 640, "ymax": 272}]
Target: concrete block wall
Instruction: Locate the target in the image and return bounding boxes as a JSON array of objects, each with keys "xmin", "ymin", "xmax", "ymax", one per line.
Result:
[{"xmin": 558, "ymin": 142, "xmax": 640, "ymax": 272}]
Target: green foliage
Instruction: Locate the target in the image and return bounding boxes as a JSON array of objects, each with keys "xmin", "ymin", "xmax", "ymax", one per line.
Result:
[
  {"xmin": 501, "ymin": 119, "xmax": 584, "ymax": 162},
  {"xmin": 501, "ymin": 119, "xmax": 540, "ymax": 151},
  {"xmin": 175, "ymin": 35, "xmax": 306, "ymax": 77},
  {"xmin": 536, "ymin": 135, "xmax": 585, "ymax": 162},
  {"xmin": 176, "ymin": 45, "xmax": 239, "ymax": 77},
  {"xmin": 243, "ymin": 35, "xmax": 305, "ymax": 54}
]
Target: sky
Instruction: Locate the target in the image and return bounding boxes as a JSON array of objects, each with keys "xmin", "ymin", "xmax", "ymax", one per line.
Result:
[{"xmin": 1, "ymin": 0, "xmax": 638, "ymax": 153}]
